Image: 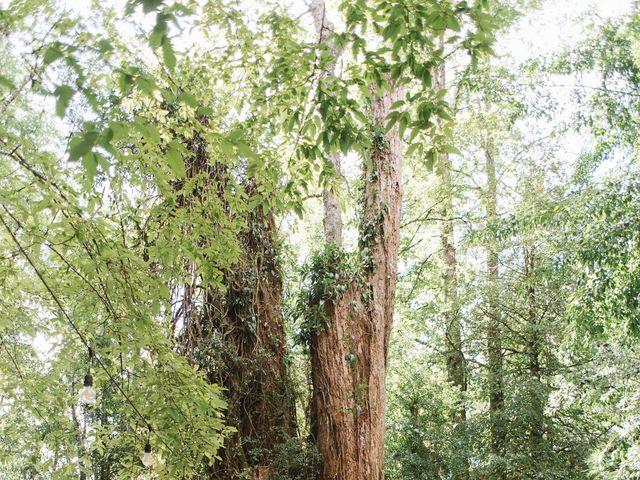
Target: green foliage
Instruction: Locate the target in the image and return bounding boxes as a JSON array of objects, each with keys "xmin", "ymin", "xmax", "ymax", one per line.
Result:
[
  {"xmin": 291, "ymin": 243, "xmax": 356, "ymax": 347},
  {"xmin": 268, "ymin": 438, "xmax": 320, "ymax": 480},
  {"xmin": 552, "ymin": 8, "xmax": 640, "ymax": 168},
  {"xmin": 564, "ymin": 174, "xmax": 640, "ymax": 338},
  {"xmin": 386, "ymin": 361, "xmax": 474, "ymax": 480}
]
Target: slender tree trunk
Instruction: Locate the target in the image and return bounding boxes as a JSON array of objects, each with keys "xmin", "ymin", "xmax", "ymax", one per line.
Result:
[
  {"xmin": 435, "ymin": 57, "xmax": 466, "ymax": 423},
  {"xmin": 523, "ymin": 170, "xmax": 546, "ymax": 466},
  {"xmin": 311, "ymin": 0, "xmax": 343, "ymax": 247},
  {"xmin": 524, "ymin": 240, "xmax": 544, "ymax": 461},
  {"xmin": 435, "ymin": 58, "xmax": 469, "ymax": 480},
  {"xmin": 310, "ymin": 82, "xmax": 403, "ymax": 480},
  {"xmin": 484, "ymin": 142, "xmax": 506, "ymax": 478}
]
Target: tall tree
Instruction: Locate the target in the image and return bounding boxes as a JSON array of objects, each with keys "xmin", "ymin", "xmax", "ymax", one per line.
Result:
[
  {"xmin": 300, "ymin": 2, "xmax": 495, "ymax": 477},
  {"xmin": 522, "ymin": 173, "xmax": 545, "ymax": 464},
  {"xmin": 484, "ymin": 136, "xmax": 506, "ymax": 477},
  {"xmin": 306, "ymin": 2, "xmax": 405, "ymax": 478},
  {"xmin": 176, "ymin": 160, "xmax": 296, "ymax": 479},
  {"xmin": 309, "ymin": 81, "xmax": 403, "ymax": 480},
  {"xmin": 435, "ymin": 53, "xmax": 467, "ymax": 425}
]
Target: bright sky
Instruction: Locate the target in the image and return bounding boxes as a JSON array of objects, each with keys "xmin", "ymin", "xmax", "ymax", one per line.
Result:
[{"xmin": 504, "ymin": 0, "xmax": 633, "ymax": 60}]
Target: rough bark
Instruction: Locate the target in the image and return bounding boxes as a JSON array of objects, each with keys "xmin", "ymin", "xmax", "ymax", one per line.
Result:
[
  {"xmin": 201, "ymin": 205, "xmax": 296, "ymax": 480},
  {"xmin": 219, "ymin": 200, "xmax": 296, "ymax": 465},
  {"xmin": 435, "ymin": 58, "xmax": 466, "ymax": 423},
  {"xmin": 174, "ymin": 130, "xmax": 295, "ymax": 479},
  {"xmin": 310, "ymin": 83, "xmax": 403, "ymax": 480},
  {"xmin": 484, "ymin": 142, "xmax": 506, "ymax": 477}
]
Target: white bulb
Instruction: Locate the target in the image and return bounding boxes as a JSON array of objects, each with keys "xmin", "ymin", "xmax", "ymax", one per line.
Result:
[
  {"xmin": 142, "ymin": 451, "xmax": 154, "ymax": 468},
  {"xmin": 78, "ymin": 386, "xmax": 96, "ymax": 405}
]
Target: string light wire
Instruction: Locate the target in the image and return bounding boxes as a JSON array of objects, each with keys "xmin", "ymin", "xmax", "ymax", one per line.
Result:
[{"xmin": 0, "ymin": 211, "xmax": 172, "ymax": 455}]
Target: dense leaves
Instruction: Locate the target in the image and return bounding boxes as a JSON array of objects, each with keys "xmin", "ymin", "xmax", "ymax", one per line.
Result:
[{"xmin": 2, "ymin": 0, "xmax": 640, "ymax": 479}]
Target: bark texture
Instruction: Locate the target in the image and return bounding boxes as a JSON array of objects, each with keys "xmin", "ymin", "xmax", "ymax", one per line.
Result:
[
  {"xmin": 216, "ymin": 201, "xmax": 296, "ymax": 471},
  {"xmin": 484, "ymin": 142, "xmax": 506, "ymax": 478},
  {"xmin": 311, "ymin": 84, "xmax": 403, "ymax": 480},
  {"xmin": 174, "ymin": 130, "xmax": 295, "ymax": 479}
]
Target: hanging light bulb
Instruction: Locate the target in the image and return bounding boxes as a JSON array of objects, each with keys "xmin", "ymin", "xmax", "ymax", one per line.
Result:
[
  {"xmin": 78, "ymin": 347, "xmax": 96, "ymax": 406},
  {"xmin": 78, "ymin": 373, "xmax": 96, "ymax": 405},
  {"xmin": 142, "ymin": 442, "xmax": 154, "ymax": 468}
]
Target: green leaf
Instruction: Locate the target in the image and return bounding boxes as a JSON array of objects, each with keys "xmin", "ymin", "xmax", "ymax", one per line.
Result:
[
  {"xmin": 446, "ymin": 14, "xmax": 461, "ymax": 32},
  {"xmin": 441, "ymin": 145, "xmax": 461, "ymax": 155},
  {"xmin": 150, "ymin": 14, "xmax": 168, "ymax": 49},
  {"xmin": 95, "ymin": 151, "xmax": 110, "ymax": 171},
  {"xmin": 133, "ymin": 118, "xmax": 160, "ymax": 145},
  {"xmin": 382, "ymin": 21, "xmax": 402, "ymax": 40},
  {"xmin": 339, "ymin": 130, "xmax": 351, "ymax": 154},
  {"xmin": 417, "ymin": 102, "xmax": 432, "ymax": 125},
  {"xmin": 118, "ymin": 72, "xmax": 134, "ymax": 96},
  {"xmin": 167, "ymin": 141, "xmax": 186, "ymax": 178},
  {"xmin": 83, "ymin": 87, "xmax": 100, "ymax": 112},
  {"xmin": 236, "ymin": 141, "xmax": 258, "ymax": 161},
  {"xmin": 428, "ymin": 13, "xmax": 447, "ymax": 30},
  {"xmin": 420, "ymin": 67, "xmax": 432, "ymax": 86},
  {"xmin": 399, "ymin": 113, "xmax": 409, "ymax": 139},
  {"xmin": 406, "ymin": 143, "xmax": 421, "ymax": 157},
  {"xmin": 0, "ymin": 74, "xmax": 15, "ymax": 90},
  {"xmin": 177, "ymin": 91, "xmax": 198, "ymax": 108},
  {"xmin": 425, "ymin": 149, "xmax": 436, "ymax": 171},
  {"xmin": 96, "ymin": 39, "xmax": 114, "ymax": 53},
  {"xmin": 161, "ymin": 87, "xmax": 176, "ymax": 102},
  {"xmin": 54, "ymin": 85, "xmax": 75, "ymax": 117},
  {"xmin": 132, "ymin": 75, "xmax": 152, "ymax": 96},
  {"xmin": 161, "ymin": 36, "xmax": 177, "ymax": 72},
  {"xmin": 81, "ymin": 152, "xmax": 98, "ymax": 182},
  {"xmin": 69, "ymin": 130, "xmax": 99, "ymax": 161},
  {"xmin": 196, "ymin": 106, "xmax": 213, "ymax": 116},
  {"xmin": 43, "ymin": 44, "xmax": 64, "ymax": 65},
  {"xmin": 437, "ymin": 108, "xmax": 453, "ymax": 122},
  {"xmin": 385, "ymin": 111, "xmax": 400, "ymax": 132},
  {"xmin": 142, "ymin": 0, "xmax": 163, "ymax": 13},
  {"xmin": 219, "ymin": 139, "xmax": 234, "ymax": 156},
  {"xmin": 109, "ymin": 121, "xmax": 129, "ymax": 141}
]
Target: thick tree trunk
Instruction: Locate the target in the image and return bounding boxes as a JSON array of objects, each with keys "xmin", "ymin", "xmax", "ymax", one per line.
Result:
[
  {"xmin": 202, "ymin": 200, "xmax": 296, "ymax": 479},
  {"xmin": 311, "ymin": 83, "xmax": 403, "ymax": 480},
  {"xmin": 484, "ymin": 143, "xmax": 506, "ymax": 478},
  {"xmin": 175, "ymin": 132, "xmax": 295, "ymax": 479},
  {"xmin": 435, "ymin": 58, "xmax": 466, "ymax": 423},
  {"xmin": 226, "ymin": 201, "xmax": 296, "ymax": 457}
]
